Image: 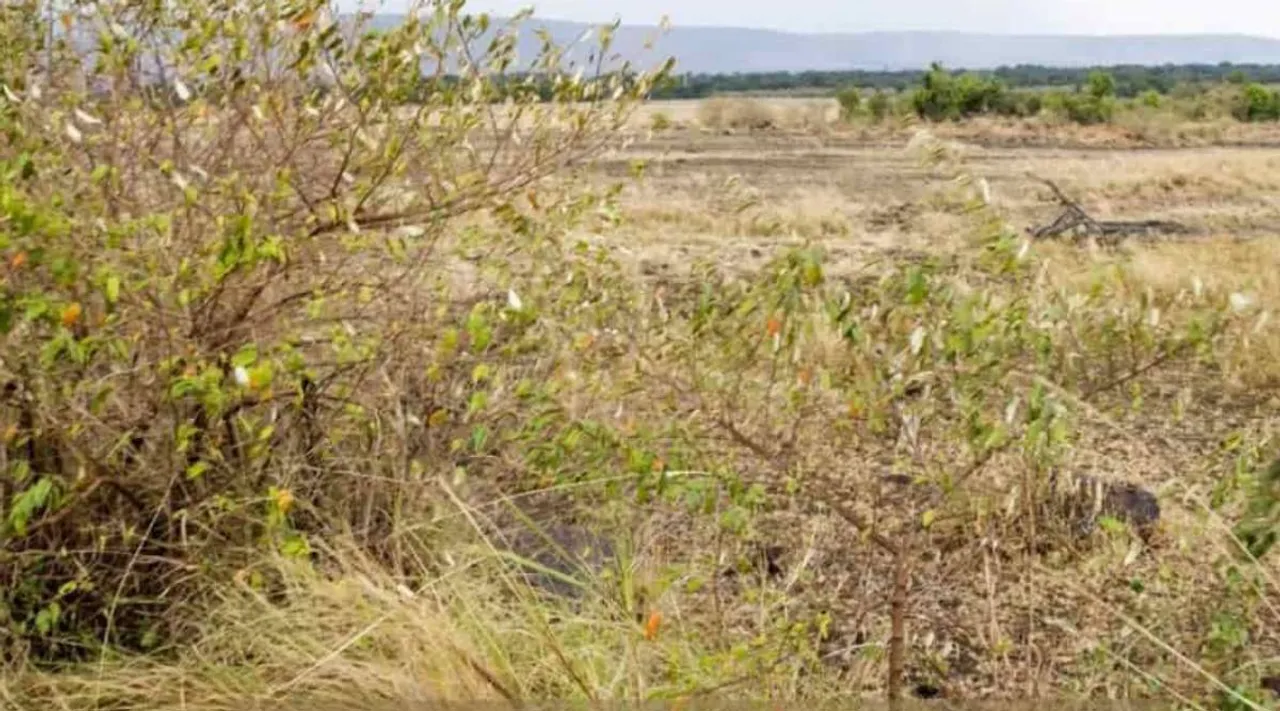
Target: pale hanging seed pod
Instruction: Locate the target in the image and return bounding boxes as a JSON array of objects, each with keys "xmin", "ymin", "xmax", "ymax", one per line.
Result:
[
  {"xmin": 1230, "ymin": 292, "xmax": 1255, "ymax": 313},
  {"xmin": 64, "ymin": 122, "xmax": 83, "ymax": 144},
  {"xmin": 1004, "ymin": 396, "xmax": 1020, "ymax": 426},
  {"xmin": 173, "ymin": 77, "xmax": 191, "ymax": 102},
  {"xmin": 74, "ymin": 108, "xmax": 102, "ymax": 125},
  {"xmin": 909, "ymin": 326, "xmax": 926, "ymax": 356}
]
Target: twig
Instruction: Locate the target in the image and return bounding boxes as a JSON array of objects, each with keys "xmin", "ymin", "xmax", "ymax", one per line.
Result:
[{"xmin": 1026, "ymin": 174, "xmax": 1190, "ymax": 242}]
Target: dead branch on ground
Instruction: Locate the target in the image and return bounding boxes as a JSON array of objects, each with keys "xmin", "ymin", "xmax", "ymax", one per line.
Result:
[{"xmin": 1026, "ymin": 176, "xmax": 1192, "ymax": 244}]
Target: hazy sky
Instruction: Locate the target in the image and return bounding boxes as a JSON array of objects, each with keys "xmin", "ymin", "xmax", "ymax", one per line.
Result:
[{"xmin": 360, "ymin": 0, "xmax": 1280, "ymax": 36}]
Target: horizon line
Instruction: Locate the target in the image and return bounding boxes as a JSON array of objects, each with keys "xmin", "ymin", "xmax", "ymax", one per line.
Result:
[{"xmin": 354, "ymin": 10, "xmax": 1280, "ymax": 42}]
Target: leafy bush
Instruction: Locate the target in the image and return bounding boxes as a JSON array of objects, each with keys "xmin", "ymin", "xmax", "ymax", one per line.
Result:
[
  {"xmin": 1041, "ymin": 88, "xmax": 1114, "ymax": 125},
  {"xmin": 1066, "ymin": 94, "xmax": 1115, "ymax": 125},
  {"xmin": 867, "ymin": 89, "xmax": 893, "ymax": 121},
  {"xmin": 1232, "ymin": 83, "xmax": 1280, "ymax": 122},
  {"xmin": 4, "ymin": 1, "xmax": 1280, "ymax": 707},
  {"xmin": 835, "ymin": 86, "xmax": 862, "ymax": 121},
  {"xmin": 0, "ymin": 0, "xmax": 671, "ymax": 661},
  {"xmin": 911, "ymin": 63, "xmax": 1013, "ymax": 121},
  {"xmin": 1086, "ymin": 70, "xmax": 1118, "ymax": 100}
]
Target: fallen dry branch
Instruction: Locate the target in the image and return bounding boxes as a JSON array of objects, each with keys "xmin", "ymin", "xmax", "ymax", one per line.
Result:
[{"xmin": 1026, "ymin": 176, "xmax": 1193, "ymax": 244}]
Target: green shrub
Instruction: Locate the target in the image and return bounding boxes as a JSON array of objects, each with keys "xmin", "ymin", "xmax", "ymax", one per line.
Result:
[
  {"xmin": 1086, "ymin": 70, "xmax": 1118, "ymax": 100},
  {"xmin": 867, "ymin": 89, "xmax": 893, "ymax": 121},
  {"xmin": 1069, "ymin": 95, "xmax": 1115, "ymax": 125},
  {"xmin": 1232, "ymin": 83, "xmax": 1280, "ymax": 122},
  {"xmin": 911, "ymin": 63, "xmax": 1012, "ymax": 121},
  {"xmin": 0, "ymin": 0, "xmax": 672, "ymax": 661},
  {"xmin": 994, "ymin": 91, "xmax": 1043, "ymax": 118},
  {"xmin": 835, "ymin": 86, "xmax": 862, "ymax": 120}
]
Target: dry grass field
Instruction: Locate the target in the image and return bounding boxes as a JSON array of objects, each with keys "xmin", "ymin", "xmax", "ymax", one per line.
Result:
[
  {"xmin": 533, "ymin": 103, "xmax": 1280, "ymax": 701},
  {"xmin": 9, "ymin": 33, "xmax": 1280, "ymax": 706},
  {"xmin": 606, "ymin": 101, "xmax": 1280, "ymax": 324}
]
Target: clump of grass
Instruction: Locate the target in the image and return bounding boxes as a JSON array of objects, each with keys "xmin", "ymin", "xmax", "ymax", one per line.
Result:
[
  {"xmin": 697, "ymin": 97, "xmax": 778, "ymax": 131},
  {"xmin": 2, "ymin": 496, "xmax": 840, "ymax": 710}
]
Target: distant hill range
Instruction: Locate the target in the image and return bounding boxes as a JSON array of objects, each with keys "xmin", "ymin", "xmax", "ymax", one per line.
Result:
[{"xmin": 362, "ymin": 14, "xmax": 1280, "ymax": 74}]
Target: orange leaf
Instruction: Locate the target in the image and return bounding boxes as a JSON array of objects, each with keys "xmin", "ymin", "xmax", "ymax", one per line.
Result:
[
  {"xmin": 766, "ymin": 315, "xmax": 783, "ymax": 337},
  {"xmin": 274, "ymin": 488, "xmax": 295, "ymax": 514},
  {"xmin": 643, "ymin": 610, "xmax": 662, "ymax": 641},
  {"xmin": 291, "ymin": 9, "xmax": 316, "ymax": 30},
  {"xmin": 60, "ymin": 302, "xmax": 83, "ymax": 328},
  {"xmin": 798, "ymin": 368, "xmax": 812, "ymax": 386},
  {"xmin": 651, "ymin": 457, "xmax": 665, "ymax": 473},
  {"xmin": 9, "ymin": 252, "xmax": 27, "ymax": 269}
]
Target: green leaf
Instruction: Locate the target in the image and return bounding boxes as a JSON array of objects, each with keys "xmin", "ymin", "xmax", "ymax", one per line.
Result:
[
  {"xmin": 35, "ymin": 602, "xmax": 61, "ymax": 636},
  {"xmin": 186, "ymin": 461, "xmax": 210, "ymax": 480},
  {"xmin": 1097, "ymin": 515, "xmax": 1126, "ymax": 535},
  {"xmin": 104, "ymin": 275, "xmax": 121, "ymax": 304},
  {"xmin": 231, "ymin": 344, "xmax": 259, "ymax": 368},
  {"xmin": 470, "ymin": 425, "xmax": 489, "ymax": 451},
  {"xmin": 9, "ymin": 477, "xmax": 56, "ymax": 536},
  {"xmin": 280, "ymin": 533, "xmax": 311, "ymax": 559}
]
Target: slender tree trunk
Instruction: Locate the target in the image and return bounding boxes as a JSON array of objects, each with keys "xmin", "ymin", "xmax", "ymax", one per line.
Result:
[{"xmin": 888, "ymin": 548, "xmax": 910, "ymax": 707}]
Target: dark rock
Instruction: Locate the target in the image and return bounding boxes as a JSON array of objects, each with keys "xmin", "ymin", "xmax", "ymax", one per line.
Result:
[
  {"xmin": 912, "ymin": 681, "xmax": 943, "ymax": 699},
  {"xmin": 1049, "ymin": 471, "xmax": 1161, "ymax": 540},
  {"xmin": 503, "ymin": 522, "xmax": 618, "ymax": 601},
  {"xmin": 720, "ymin": 542, "xmax": 787, "ymax": 580}
]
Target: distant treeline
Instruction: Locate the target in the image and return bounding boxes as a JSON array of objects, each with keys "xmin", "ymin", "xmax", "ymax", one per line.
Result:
[{"xmin": 651, "ymin": 63, "xmax": 1280, "ymax": 99}]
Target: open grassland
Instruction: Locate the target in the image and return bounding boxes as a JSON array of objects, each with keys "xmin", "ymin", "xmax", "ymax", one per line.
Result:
[
  {"xmin": 633, "ymin": 95, "xmax": 1280, "ymax": 149},
  {"xmin": 6, "ymin": 18, "xmax": 1280, "ymax": 709},
  {"xmin": 604, "ymin": 114, "xmax": 1280, "ymax": 320}
]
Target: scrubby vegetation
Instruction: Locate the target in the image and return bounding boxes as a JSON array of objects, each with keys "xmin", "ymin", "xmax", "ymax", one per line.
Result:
[
  {"xmin": 673, "ymin": 62, "xmax": 1280, "ymax": 128},
  {"xmin": 4, "ymin": 0, "xmax": 1280, "ymax": 709},
  {"xmin": 654, "ymin": 63, "xmax": 1280, "ymax": 100}
]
